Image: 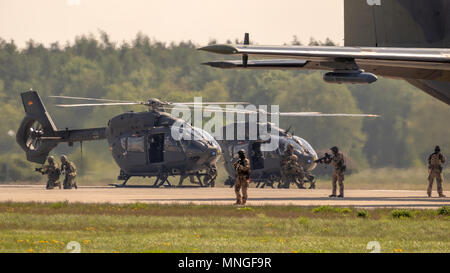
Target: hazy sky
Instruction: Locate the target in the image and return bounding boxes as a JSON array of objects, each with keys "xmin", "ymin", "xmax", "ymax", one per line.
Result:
[{"xmin": 0, "ymin": 0, "xmax": 344, "ymax": 48}]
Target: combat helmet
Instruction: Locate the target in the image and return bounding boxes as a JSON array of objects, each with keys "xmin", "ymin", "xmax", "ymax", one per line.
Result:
[
  {"xmin": 47, "ymin": 156, "xmax": 54, "ymax": 163},
  {"xmin": 60, "ymin": 155, "xmax": 68, "ymax": 162},
  {"xmin": 238, "ymin": 149, "xmax": 246, "ymax": 158},
  {"xmin": 330, "ymin": 146, "xmax": 339, "ymax": 153},
  {"xmin": 435, "ymin": 146, "xmax": 441, "ymax": 153}
]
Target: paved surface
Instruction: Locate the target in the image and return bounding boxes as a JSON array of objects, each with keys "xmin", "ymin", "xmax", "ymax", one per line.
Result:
[{"xmin": 0, "ymin": 185, "xmax": 449, "ymax": 209}]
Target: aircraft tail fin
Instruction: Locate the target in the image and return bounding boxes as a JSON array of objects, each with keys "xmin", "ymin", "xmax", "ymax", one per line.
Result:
[
  {"xmin": 16, "ymin": 91, "xmax": 59, "ymax": 164},
  {"xmin": 344, "ymin": 0, "xmax": 450, "ymax": 48}
]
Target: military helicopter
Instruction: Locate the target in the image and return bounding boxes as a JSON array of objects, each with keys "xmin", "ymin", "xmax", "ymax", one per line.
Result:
[
  {"xmin": 216, "ymin": 109, "xmax": 379, "ymax": 189},
  {"xmin": 15, "ymin": 90, "xmax": 247, "ymax": 187}
]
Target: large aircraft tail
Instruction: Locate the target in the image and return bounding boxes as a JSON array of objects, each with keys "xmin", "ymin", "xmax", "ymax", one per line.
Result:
[{"xmin": 344, "ymin": 0, "xmax": 450, "ymax": 48}]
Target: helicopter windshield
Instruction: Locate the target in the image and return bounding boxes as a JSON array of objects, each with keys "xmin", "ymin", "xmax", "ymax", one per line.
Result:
[
  {"xmin": 196, "ymin": 128, "xmax": 222, "ymax": 153},
  {"xmin": 293, "ymin": 136, "xmax": 317, "ymax": 159}
]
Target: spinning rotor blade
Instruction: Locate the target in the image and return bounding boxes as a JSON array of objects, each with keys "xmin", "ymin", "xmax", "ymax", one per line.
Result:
[
  {"xmin": 56, "ymin": 102, "xmax": 143, "ymax": 107},
  {"xmin": 171, "ymin": 102, "xmax": 250, "ymax": 106},
  {"xmin": 278, "ymin": 112, "xmax": 379, "ymax": 117},
  {"xmin": 201, "ymin": 107, "xmax": 256, "ymax": 114},
  {"xmin": 49, "ymin": 95, "xmax": 135, "ymax": 103}
]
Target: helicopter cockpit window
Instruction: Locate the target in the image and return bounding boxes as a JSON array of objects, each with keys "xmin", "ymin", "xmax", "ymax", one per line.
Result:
[
  {"xmin": 127, "ymin": 136, "xmax": 145, "ymax": 152},
  {"xmin": 293, "ymin": 136, "xmax": 314, "ymax": 155}
]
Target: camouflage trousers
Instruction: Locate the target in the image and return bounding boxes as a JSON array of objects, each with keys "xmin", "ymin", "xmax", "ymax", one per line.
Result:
[
  {"xmin": 331, "ymin": 171, "xmax": 344, "ymax": 196},
  {"xmin": 46, "ymin": 179, "xmax": 61, "ymax": 190},
  {"xmin": 281, "ymin": 172, "xmax": 304, "ymax": 188},
  {"xmin": 427, "ymin": 169, "xmax": 444, "ymax": 196},
  {"xmin": 63, "ymin": 176, "xmax": 77, "ymax": 189},
  {"xmin": 235, "ymin": 176, "xmax": 249, "ymax": 205}
]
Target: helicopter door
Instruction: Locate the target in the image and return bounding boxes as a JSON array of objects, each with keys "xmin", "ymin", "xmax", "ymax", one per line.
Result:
[
  {"xmin": 148, "ymin": 134, "xmax": 165, "ymax": 163},
  {"xmin": 249, "ymin": 141, "xmax": 265, "ymax": 170},
  {"xmin": 164, "ymin": 133, "xmax": 185, "ymax": 162},
  {"xmin": 123, "ymin": 135, "xmax": 147, "ymax": 171}
]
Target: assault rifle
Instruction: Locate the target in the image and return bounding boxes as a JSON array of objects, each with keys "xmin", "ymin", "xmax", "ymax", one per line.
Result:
[{"xmin": 314, "ymin": 153, "xmax": 331, "ymax": 164}]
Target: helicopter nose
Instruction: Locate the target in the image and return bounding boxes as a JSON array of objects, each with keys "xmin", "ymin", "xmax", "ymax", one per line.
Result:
[{"xmin": 207, "ymin": 147, "xmax": 220, "ymax": 158}]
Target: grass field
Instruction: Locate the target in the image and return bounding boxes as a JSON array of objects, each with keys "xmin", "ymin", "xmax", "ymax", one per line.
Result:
[{"xmin": 0, "ymin": 202, "xmax": 448, "ymax": 253}]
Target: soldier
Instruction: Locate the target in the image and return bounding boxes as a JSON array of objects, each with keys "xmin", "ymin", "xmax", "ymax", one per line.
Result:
[
  {"xmin": 427, "ymin": 146, "xmax": 446, "ymax": 198},
  {"xmin": 319, "ymin": 146, "xmax": 346, "ymax": 198},
  {"xmin": 280, "ymin": 144, "xmax": 305, "ymax": 189},
  {"xmin": 233, "ymin": 150, "xmax": 251, "ymax": 205},
  {"xmin": 36, "ymin": 156, "xmax": 61, "ymax": 190},
  {"xmin": 60, "ymin": 155, "xmax": 77, "ymax": 189}
]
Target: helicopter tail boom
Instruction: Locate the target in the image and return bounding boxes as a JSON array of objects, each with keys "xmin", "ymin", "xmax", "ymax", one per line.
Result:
[{"xmin": 16, "ymin": 91, "xmax": 106, "ymax": 164}]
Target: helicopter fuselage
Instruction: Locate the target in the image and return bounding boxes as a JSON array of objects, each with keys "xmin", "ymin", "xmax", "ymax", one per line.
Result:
[
  {"xmin": 218, "ymin": 122, "xmax": 318, "ymax": 182},
  {"xmin": 106, "ymin": 110, "xmax": 221, "ymax": 178}
]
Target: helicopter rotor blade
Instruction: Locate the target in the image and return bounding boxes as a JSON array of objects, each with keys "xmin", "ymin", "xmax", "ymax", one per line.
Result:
[
  {"xmin": 55, "ymin": 102, "xmax": 144, "ymax": 107},
  {"xmin": 278, "ymin": 112, "xmax": 379, "ymax": 117},
  {"xmin": 201, "ymin": 108, "xmax": 257, "ymax": 114},
  {"xmin": 49, "ymin": 95, "xmax": 136, "ymax": 103},
  {"xmin": 171, "ymin": 102, "xmax": 250, "ymax": 106}
]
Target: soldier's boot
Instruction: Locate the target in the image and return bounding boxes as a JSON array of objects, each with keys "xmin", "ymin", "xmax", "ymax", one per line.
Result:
[
  {"xmin": 439, "ymin": 194, "xmax": 447, "ymax": 198},
  {"xmin": 235, "ymin": 198, "xmax": 242, "ymax": 205},
  {"xmin": 46, "ymin": 181, "xmax": 54, "ymax": 190},
  {"xmin": 337, "ymin": 194, "xmax": 344, "ymax": 198},
  {"xmin": 73, "ymin": 183, "xmax": 78, "ymax": 189},
  {"xmin": 329, "ymin": 194, "xmax": 337, "ymax": 198},
  {"xmin": 296, "ymin": 180, "xmax": 306, "ymax": 189},
  {"xmin": 309, "ymin": 182, "xmax": 316, "ymax": 189}
]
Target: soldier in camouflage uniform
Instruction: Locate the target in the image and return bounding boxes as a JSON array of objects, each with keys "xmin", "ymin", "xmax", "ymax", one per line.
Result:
[
  {"xmin": 233, "ymin": 150, "xmax": 250, "ymax": 205},
  {"xmin": 36, "ymin": 156, "xmax": 61, "ymax": 190},
  {"xmin": 280, "ymin": 144, "xmax": 305, "ymax": 189},
  {"xmin": 60, "ymin": 155, "xmax": 77, "ymax": 189},
  {"xmin": 427, "ymin": 146, "xmax": 446, "ymax": 198},
  {"xmin": 321, "ymin": 146, "xmax": 346, "ymax": 198}
]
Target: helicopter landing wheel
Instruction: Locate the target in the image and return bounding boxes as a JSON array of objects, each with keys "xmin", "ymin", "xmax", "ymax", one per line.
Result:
[
  {"xmin": 152, "ymin": 173, "xmax": 171, "ymax": 188},
  {"xmin": 224, "ymin": 176, "xmax": 235, "ymax": 188},
  {"xmin": 266, "ymin": 174, "xmax": 278, "ymax": 189},
  {"xmin": 306, "ymin": 174, "xmax": 316, "ymax": 189},
  {"xmin": 203, "ymin": 166, "xmax": 217, "ymax": 187}
]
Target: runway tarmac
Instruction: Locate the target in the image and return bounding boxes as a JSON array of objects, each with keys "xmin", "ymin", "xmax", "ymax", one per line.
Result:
[{"xmin": 0, "ymin": 185, "xmax": 449, "ymax": 209}]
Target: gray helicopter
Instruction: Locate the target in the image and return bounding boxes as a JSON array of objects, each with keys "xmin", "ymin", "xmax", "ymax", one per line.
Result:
[
  {"xmin": 216, "ymin": 109, "xmax": 379, "ymax": 189},
  {"xmin": 16, "ymin": 90, "xmax": 246, "ymax": 187}
]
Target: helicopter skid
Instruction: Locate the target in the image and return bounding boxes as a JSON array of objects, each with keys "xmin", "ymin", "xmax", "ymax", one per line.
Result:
[{"xmin": 115, "ymin": 172, "xmax": 216, "ymax": 188}]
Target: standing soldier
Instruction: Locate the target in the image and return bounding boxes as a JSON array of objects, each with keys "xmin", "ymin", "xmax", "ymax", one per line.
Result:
[
  {"xmin": 427, "ymin": 146, "xmax": 446, "ymax": 198},
  {"xmin": 317, "ymin": 146, "xmax": 346, "ymax": 198},
  {"xmin": 233, "ymin": 150, "xmax": 250, "ymax": 205},
  {"xmin": 280, "ymin": 144, "xmax": 305, "ymax": 189},
  {"xmin": 60, "ymin": 155, "xmax": 77, "ymax": 189},
  {"xmin": 35, "ymin": 156, "xmax": 61, "ymax": 190}
]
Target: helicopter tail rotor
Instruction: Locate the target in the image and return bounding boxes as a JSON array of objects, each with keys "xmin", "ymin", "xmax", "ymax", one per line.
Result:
[
  {"xmin": 17, "ymin": 91, "xmax": 108, "ymax": 164},
  {"xmin": 16, "ymin": 91, "xmax": 59, "ymax": 163}
]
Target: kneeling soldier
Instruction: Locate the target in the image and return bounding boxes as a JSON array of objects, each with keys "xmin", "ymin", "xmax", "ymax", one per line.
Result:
[{"xmin": 36, "ymin": 156, "xmax": 61, "ymax": 190}]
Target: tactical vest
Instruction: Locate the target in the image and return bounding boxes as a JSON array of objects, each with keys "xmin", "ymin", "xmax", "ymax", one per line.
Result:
[{"xmin": 429, "ymin": 153, "xmax": 443, "ymax": 170}]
